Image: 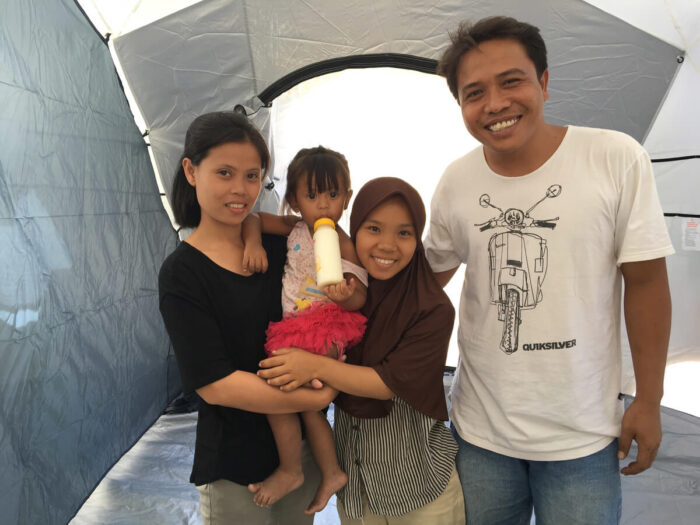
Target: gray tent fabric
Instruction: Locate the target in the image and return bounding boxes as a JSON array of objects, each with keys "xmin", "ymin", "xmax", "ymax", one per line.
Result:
[
  {"xmin": 620, "ymin": 396, "xmax": 700, "ymax": 524},
  {"xmin": 0, "ymin": 0, "xmax": 178, "ymax": 524},
  {"xmin": 112, "ymin": 0, "xmax": 681, "ymax": 208}
]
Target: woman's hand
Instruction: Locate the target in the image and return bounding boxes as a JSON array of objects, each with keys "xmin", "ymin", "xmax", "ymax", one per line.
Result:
[{"xmin": 258, "ymin": 348, "xmax": 321, "ymax": 392}]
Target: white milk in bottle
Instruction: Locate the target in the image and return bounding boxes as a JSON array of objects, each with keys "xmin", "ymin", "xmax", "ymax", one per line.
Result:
[{"xmin": 313, "ymin": 218, "xmax": 344, "ymax": 287}]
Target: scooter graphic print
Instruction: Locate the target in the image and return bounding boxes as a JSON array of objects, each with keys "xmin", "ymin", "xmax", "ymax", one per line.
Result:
[{"xmin": 475, "ymin": 185, "xmax": 562, "ymax": 354}]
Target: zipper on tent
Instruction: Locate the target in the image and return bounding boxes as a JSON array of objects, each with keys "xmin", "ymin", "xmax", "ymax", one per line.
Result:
[
  {"xmin": 651, "ymin": 155, "xmax": 700, "ymax": 163},
  {"xmin": 258, "ymin": 53, "xmax": 438, "ymax": 104}
]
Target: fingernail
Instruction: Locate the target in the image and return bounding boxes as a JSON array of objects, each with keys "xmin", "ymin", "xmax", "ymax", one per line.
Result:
[{"xmin": 617, "ymin": 451, "xmax": 624, "ymax": 459}]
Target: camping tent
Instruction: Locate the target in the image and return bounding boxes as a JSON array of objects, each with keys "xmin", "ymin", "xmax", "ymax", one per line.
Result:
[{"xmin": 1, "ymin": 0, "xmax": 698, "ymax": 523}]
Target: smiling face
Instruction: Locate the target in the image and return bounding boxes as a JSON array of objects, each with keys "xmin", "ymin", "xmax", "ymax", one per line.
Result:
[
  {"xmin": 289, "ymin": 173, "xmax": 352, "ymax": 230},
  {"xmin": 355, "ymin": 196, "xmax": 417, "ymax": 280},
  {"xmin": 183, "ymin": 141, "xmax": 262, "ymax": 230},
  {"xmin": 457, "ymin": 38, "xmax": 550, "ymax": 164}
]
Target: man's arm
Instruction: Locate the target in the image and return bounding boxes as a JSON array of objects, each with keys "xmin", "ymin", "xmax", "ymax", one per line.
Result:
[
  {"xmin": 433, "ymin": 266, "xmax": 459, "ymax": 288},
  {"xmin": 618, "ymin": 257, "xmax": 671, "ymax": 475}
]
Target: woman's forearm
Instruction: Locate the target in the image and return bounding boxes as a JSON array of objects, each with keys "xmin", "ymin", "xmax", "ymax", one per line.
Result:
[
  {"xmin": 259, "ymin": 348, "xmax": 395, "ymax": 399},
  {"xmin": 315, "ymin": 357, "xmax": 394, "ymax": 400},
  {"xmin": 197, "ymin": 370, "xmax": 336, "ymax": 413}
]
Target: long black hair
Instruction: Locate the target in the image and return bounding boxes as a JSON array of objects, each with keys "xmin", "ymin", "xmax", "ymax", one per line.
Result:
[{"xmin": 171, "ymin": 112, "xmax": 271, "ymax": 228}]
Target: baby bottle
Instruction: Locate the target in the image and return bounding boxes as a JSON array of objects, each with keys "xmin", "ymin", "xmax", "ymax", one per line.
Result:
[{"xmin": 313, "ymin": 218, "xmax": 344, "ymax": 287}]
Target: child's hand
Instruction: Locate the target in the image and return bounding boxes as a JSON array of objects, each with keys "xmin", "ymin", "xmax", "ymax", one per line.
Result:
[
  {"xmin": 243, "ymin": 243, "xmax": 268, "ymax": 273},
  {"xmin": 323, "ymin": 277, "xmax": 356, "ymax": 304}
]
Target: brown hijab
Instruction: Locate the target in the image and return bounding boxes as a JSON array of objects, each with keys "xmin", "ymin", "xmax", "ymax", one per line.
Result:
[{"xmin": 334, "ymin": 177, "xmax": 455, "ymax": 421}]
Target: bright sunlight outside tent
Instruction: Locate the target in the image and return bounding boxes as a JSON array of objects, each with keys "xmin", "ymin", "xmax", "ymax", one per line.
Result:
[{"xmin": 270, "ymin": 67, "xmax": 479, "ymax": 367}]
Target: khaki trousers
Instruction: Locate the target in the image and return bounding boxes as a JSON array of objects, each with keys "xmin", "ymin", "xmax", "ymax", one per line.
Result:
[
  {"xmin": 196, "ymin": 441, "xmax": 321, "ymax": 525},
  {"xmin": 337, "ymin": 466, "xmax": 465, "ymax": 525}
]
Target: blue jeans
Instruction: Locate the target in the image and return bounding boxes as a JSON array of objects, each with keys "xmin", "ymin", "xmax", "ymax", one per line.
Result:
[{"xmin": 451, "ymin": 425, "xmax": 621, "ymax": 525}]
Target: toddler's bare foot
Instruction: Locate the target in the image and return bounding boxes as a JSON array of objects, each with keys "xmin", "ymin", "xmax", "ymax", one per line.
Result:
[
  {"xmin": 248, "ymin": 468, "xmax": 304, "ymax": 507},
  {"xmin": 304, "ymin": 468, "xmax": 348, "ymax": 514}
]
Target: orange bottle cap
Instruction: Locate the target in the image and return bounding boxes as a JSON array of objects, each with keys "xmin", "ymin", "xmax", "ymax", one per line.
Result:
[{"xmin": 313, "ymin": 218, "xmax": 336, "ymax": 232}]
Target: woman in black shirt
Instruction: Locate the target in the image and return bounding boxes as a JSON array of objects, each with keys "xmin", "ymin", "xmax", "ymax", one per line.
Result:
[{"xmin": 158, "ymin": 112, "xmax": 334, "ymax": 524}]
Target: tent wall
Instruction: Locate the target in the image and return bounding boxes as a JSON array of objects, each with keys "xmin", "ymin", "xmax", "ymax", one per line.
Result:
[{"xmin": 0, "ymin": 1, "xmax": 178, "ymax": 523}]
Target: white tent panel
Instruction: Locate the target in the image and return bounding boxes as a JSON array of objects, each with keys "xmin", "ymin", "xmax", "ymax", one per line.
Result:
[
  {"xmin": 644, "ymin": 61, "xmax": 700, "ymax": 157},
  {"xmin": 77, "ymin": 0, "xmax": 201, "ymax": 38},
  {"xmin": 654, "ymin": 159, "xmax": 700, "ymax": 215},
  {"xmin": 585, "ymin": 0, "xmax": 699, "ymax": 50}
]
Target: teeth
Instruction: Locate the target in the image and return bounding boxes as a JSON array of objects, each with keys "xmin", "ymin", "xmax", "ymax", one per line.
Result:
[
  {"xmin": 488, "ymin": 118, "xmax": 518, "ymax": 131},
  {"xmin": 374, "ymin": 257, "xmax": 394, "ymax": 265},
  {"xmin": 227, "ymin": 203, "xmax": 245, "ymax": 208}
]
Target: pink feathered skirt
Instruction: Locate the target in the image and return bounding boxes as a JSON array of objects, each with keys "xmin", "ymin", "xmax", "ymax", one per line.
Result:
[{"xmin": 264, "ymin": 301, "xmax": 366, "ymax": 358}]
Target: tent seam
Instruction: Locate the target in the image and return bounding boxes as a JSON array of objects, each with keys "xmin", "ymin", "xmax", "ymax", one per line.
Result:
[{"xmin": 241, "ymin": 0, "xmax": 258, "ymax": 100}]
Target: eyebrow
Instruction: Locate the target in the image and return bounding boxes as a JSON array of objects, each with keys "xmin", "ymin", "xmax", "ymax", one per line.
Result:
[
  {"xmin": 218, "ymin": 164, "xmax": 260, "ymax": 172},
  {"xmin": 365, "ymin": 219, "xmax": 415, "ymax": 228},
  {"xmin": 461, "ymin": 68, "xmax": 527, "ymax": 92}
]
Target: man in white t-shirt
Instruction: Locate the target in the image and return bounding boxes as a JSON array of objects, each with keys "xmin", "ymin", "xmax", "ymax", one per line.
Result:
[{"xmin": 424, "ymin": 16, "xmax": 674, "ymax": 525}]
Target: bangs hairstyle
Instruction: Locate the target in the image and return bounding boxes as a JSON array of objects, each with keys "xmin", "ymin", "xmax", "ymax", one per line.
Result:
[
  {"xmin": 171, "ymin": 111, "xmax": 270, "ymax": 228},
  {"xmin": 438, "ymin": 16, "xmax": 548, "ymax": 101},
  {"xmin": 283, "ymin": 146, "xmax": 351, "ymax": 212}
]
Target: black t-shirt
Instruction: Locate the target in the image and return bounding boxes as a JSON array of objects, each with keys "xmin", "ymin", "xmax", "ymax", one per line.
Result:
[{"xmin": 158, "ymin": 234, "xmax": 286, "ymax": 486}]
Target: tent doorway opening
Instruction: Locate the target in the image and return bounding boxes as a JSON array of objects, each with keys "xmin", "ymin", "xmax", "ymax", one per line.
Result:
[{"xmin": 269, "ymin": 66, "xmax": 478, "ymax": 367}]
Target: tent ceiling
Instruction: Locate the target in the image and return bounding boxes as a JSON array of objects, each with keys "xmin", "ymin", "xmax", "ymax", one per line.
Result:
[
  {"xmin": 92, "ymin": 0, "xmax": 687, "ymax": 209},
  {"xmin": 76, "ymin": 0, "xmax": 700, "ymax": 163},
  {"xmin": 77, "ymin": 0, "xmax": 201, "ymax": 38}
]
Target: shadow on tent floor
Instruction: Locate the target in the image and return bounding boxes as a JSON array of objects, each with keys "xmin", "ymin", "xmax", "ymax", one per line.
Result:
[{"xmin": 71, "ymin": 384, "xmax": 700, "ymax": 524}]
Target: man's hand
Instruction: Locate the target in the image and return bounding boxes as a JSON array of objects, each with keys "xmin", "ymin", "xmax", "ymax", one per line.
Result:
[
  {"xmin": 242, "ymin": 243, "xmax": 268, "ymax": 273},
  {"xmin": 323, "ymin": 278, "xmax": 356, "ymax": 304},
  {"xmin": 618, "ymin": 398, "xmax": 662, "ymax": 475}
]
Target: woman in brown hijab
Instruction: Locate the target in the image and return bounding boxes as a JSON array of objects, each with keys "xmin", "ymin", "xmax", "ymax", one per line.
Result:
[{"xmin": 259, "ymin": 178, "xmax": 465, "ymax": 524}]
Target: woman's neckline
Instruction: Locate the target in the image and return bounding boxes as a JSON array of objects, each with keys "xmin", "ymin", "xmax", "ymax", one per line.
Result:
[{"xmin": 183, "ymin": 240, "xmax": 255, "ymax": 278}]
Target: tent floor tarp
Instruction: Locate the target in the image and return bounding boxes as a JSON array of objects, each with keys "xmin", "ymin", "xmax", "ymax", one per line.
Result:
[
  {"xmin": 70, "ymin": 391, "xmax": 700, "ymax": 524},
  {"xmin": 70, "ymin": 406, "xmax": 340, "ymax": 525}
]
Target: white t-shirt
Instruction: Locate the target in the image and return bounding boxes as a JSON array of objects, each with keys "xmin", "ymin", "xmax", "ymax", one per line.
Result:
[{"xmin": 424, "ymin": 126, "xmax": 674, "ymax": 461}]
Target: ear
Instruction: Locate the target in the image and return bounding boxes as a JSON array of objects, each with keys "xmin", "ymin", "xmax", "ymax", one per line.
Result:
[
  {"xmin": 344, "ymin": 189, "xmax": 353, "ymax": 210},
  {"xmin": 288, "ymin": 195, "xmax": 300, "ymax": 213},
  {"xmin": 182, "ymin": 158, "xmax": 196, "ymax": 187},
  {"xmin": 539, "ymin": 69, "xmax": 550, "ymax": 102}
]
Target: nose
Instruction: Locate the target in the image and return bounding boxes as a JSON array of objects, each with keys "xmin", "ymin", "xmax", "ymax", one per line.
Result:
[
  {"xmin": 484, "ymin": 87, "xmax": 510, "ymax": 114},
  {"xmin": 317, "ymin": 193, "xmax": 330, "ymax": 209},
  {"xmin": 376, "ymin": 234, "xmax": 395, "ymax": 252},
  {"xmin": 228, "ymin": 173, "xmax": 246, "ymax": 194}
]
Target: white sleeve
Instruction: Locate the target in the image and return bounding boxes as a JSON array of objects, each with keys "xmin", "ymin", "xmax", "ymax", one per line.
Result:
[
  {"xmin": 424, "ymin": 173, "xmax": 464, "ymax": 272},
  {"xmin": 341, "ymin": 259, "xmax": 368, "ymax": 287},
  {"xmin": 615, "ymin": 147, "xmax": 674, "ymax": 265}
]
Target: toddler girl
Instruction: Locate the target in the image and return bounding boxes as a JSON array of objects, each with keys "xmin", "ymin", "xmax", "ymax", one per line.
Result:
[{"xmin": 244, "ymin": 146, "xmax": 367, "ymax": 514}]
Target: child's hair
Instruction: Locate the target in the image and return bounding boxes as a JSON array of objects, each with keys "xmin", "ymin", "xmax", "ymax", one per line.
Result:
[
  {"xmin": 171, "ymin": 111, "xmax": 271, "ymax": 228},
  {"xmin": 438, "ymin": 16, "xmax": 548, "ymax": 102},
  {"xmin": 283, "ymin": 146, "xmax": 351, "ymax": 213}
]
